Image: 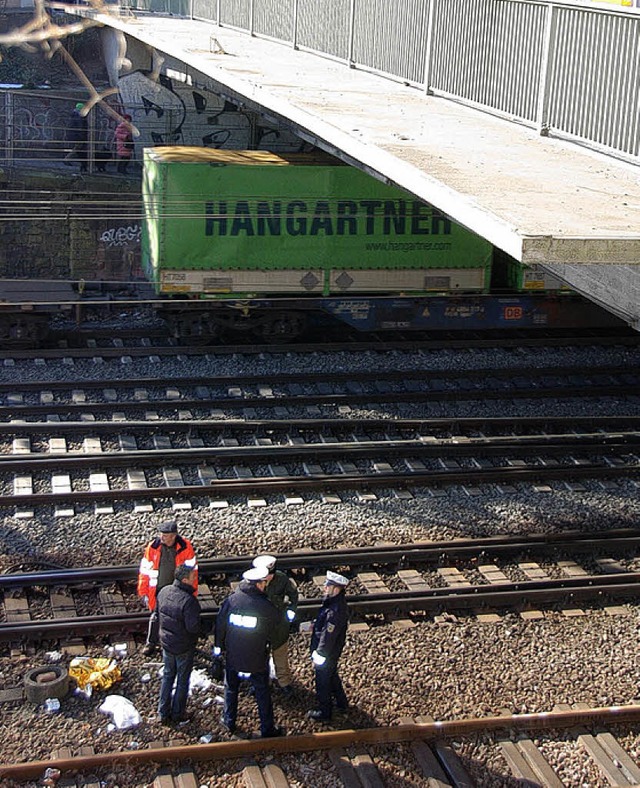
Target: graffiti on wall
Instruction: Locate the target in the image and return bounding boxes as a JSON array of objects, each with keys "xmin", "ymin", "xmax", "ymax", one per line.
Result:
[
  {"xmin": 99, "ymin": 224, "xmax": 142, "ymax": 248},
  {"xmin": 115, "ymin": 68, "xmax": 311, "ymax": 155}
]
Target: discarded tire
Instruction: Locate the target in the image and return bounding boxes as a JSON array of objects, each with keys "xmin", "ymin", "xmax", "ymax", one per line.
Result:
[{"xmin": 24, "ymin": 665, "xmax": 69, "ymax": 704}]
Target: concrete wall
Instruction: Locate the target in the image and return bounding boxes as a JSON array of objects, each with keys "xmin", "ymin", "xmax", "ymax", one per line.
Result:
[{"xmin": 0, "ymin": 169, "xmax": 143, "ymax": 288}]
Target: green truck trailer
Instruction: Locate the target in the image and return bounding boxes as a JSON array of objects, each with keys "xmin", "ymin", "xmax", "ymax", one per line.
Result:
[{"xmin": 142, "ymin": 147, "xmax": 492, "ymax": 298}]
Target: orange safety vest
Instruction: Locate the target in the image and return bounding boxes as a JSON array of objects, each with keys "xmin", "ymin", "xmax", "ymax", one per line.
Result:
[{"xmin": 137, "ymin": 535, "xmax": 198, "ymax": 610}]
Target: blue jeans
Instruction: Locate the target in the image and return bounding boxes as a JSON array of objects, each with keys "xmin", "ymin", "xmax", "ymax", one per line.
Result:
[
  {"xmin": 223, "ymin": 665, "xmax": 276, "ymax": 736},
  {"xmin": 158, "ymin": 648, "xmax": 194, "ymax": 721},
  {"xmin": 314, "ymin": 660, "xmax": 348, "ymax": 718}
]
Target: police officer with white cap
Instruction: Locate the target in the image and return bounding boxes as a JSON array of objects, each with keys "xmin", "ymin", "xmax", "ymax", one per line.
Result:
[
  {"xmin": 252, "ymin": 554, "xmax": 299, "ymax": 696},
  {"xmin": 307, "ymin": 570, "xmax": 350, "ymax": 722},
  {"xmin": 214, "ymin": 565, "xmax": 283, "ymax": 737}
]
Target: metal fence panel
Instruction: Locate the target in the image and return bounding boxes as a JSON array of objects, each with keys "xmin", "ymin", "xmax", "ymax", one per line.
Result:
[
  {"xmin": 192, "ymin": 0, "xmax": 218, "ymax": 21},
  {"xmin": 547, "ymin": 7, "xmax": 640, "ymax": 156},
  {"xmin": 253, "ymin": 0, "xmax": 293, "ymax": 40},
  {"xmin": 296, "ymin": 0, "xmax": 351, "ymax": 60},
  {"xmin": 430, "ymin": 0, "xmax": 546, "ymax": 123},
  {"xmin": 352, "ymin": 0, "xmax": 429, "ymax": 85},
  {"xmin": 220, "ymin": 0, "xmax": 251, "ymax": 29}
]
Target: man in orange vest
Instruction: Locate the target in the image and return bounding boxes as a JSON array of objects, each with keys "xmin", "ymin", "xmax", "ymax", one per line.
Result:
[{"xmin": 138, "ymin": 520, "xmax": 198, "ymax": 656}]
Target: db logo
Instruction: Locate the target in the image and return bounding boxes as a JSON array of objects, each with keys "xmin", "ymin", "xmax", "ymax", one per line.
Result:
[{"xmin": 504, "ymin": 306, "xmax": 523, "ymax": 320}]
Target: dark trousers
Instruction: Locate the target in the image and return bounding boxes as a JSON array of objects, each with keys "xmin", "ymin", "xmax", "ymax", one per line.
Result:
[
  {"xmin": 223, "ymin": 664, "xmax": 276, "ymax": 736},
  {"xmin": 158, "ymin": 648, "xmax": 194, "ymax": 721},
  {"xmin": 117, "ymin": 157, "xmax": 130, "ymax": 174},
  {"xmin": 146, "ymin": 609, "xmax": 159, "ymax": 646},
  {"xmin": 314, "ymin": 660, "xmax": 348, "ymax": 717}
]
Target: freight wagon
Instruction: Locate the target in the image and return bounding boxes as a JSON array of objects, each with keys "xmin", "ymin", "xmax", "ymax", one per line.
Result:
[
  {"xmin": 140, "ymin": 146, "xmax": 621, "ymax": 341},
  {"xmin": 142, "ymin": 147, "xmax": 499, "ymax": 339},
  {"xmin": 0, "ymin": 147, "xmax": 624, "ymax": 347}
]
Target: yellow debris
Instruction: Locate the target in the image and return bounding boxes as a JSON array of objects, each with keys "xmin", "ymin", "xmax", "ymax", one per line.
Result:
[{"xmin": 69, "ymin": 657, "xmax": 122, "ymax": 690}]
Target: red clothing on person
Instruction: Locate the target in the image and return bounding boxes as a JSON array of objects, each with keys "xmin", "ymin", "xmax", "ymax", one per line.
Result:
[
  {"xmin": 114, "ymin": 119, "xmax": 134, "ymax": 159},
  {"xmin": 137, "ymin": 535, "xmax": 198, "ymax": 611}
]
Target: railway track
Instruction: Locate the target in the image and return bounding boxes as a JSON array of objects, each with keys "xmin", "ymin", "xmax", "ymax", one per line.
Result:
[
  {"xmin": 3, "ymin": 530, "xmax": 640, "ymax": 642},
  {"xmin": 2, "ymin": 327, "xmax": 640, "ymax": 360},
  {"xmin": 0, "ymin": 412, "xmax": 638, "ymax": 511},
  {"xmin": 0, "ymin": 365, "xmax": 638, "ymax": 414},
  {"xmin": 2, "ymin": 704, "xmax": 640, "ymax": 786},
  {"xmin": 0, "ymin": 412, "xmax": 638, "ymax": 507}
]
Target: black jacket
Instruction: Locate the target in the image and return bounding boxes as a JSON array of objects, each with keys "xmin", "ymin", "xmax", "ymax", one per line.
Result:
[
  {"xmin": 215, "ymin": 581, "xmax": 279, "ymax": 674},
  {"xmin": 264, "ymin": 570, "xmax": 299, "ymax": 650},
  {"xmin": 67, "ymin": 110, "xmax": 88, "ymax": 144},
  {"xmin": 311, "ymin": 591, "xmax": 349, "ymax": 663},
  {"xmin": 157, "ymin": 579, "xmax": 201, "ymax": 655}
]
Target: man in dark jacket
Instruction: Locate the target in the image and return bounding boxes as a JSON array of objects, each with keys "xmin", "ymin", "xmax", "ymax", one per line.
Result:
[
  {"xmin": 252, "ymin": 554, "xmax": 298, "ymax": 695},
  {"xmin": 308, "ymin": 571, "xmax": 350, "ymax": 722},
  {"xmin": 64, "ymin": 103, "xmax": 88, "ymax": 172},
  {"xmin": 156, "ymin": 564, "xmax": 201, "ymax": 725},
  {"xmin": 215, "ymin": 565, "xmax": 282, "ymax": 737}
]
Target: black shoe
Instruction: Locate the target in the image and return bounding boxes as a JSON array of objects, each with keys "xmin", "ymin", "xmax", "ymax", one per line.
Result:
[
  {"xmin": 279, "ymin": 684, "xmax": 295, "ymax": 697},
  {"xmin": 172, "ymin": 713, "xmax": 191, "ymax": 725},
  {"xmin": 142, "ymin": 643, "xmax": 156, "ymax": 656},
  {"xmin": 307, "ymin": 709, "xmax": 331, "ymax": 722},
  {"xmin": 220, "ymin": 716, "xmax": 236, "ymax": 734},
  {"xmin": 262, "ymin": 726, "xmax": 284, "ymax": 738},
  {"xmin": 160, "ymin": 716, "xmax": 172, "ymax": 727}
]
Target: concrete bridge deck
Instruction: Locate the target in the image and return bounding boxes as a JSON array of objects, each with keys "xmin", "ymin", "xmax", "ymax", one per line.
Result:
[{"xmin": 91, "ymin": 10, "xmax": 640, "ymax": 325}]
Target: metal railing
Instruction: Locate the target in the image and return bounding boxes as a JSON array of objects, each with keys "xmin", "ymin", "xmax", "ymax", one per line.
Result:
[{"xmin": 123, "ymin": 0, "xmax": 640, "ymax": 163}]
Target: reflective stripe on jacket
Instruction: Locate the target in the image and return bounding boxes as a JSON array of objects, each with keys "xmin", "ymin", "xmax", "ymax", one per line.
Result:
[
  {"xmin": 215, "ymin": 581, "xmax": 279, "ymax": 674},
  {"xmin": 137, "ymin": 535, "xmax": 198, "ymax": 610}
]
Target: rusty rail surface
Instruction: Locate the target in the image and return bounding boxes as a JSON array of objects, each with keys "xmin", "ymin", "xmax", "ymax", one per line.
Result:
[{"xmin": 1, "ymin": 705, "xmax": 639, "ymax": 780}]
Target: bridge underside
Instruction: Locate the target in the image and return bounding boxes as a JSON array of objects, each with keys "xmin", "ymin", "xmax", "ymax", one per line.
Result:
[{"xmin": 94, "ymin": 12, "xmax": 640, "ymax": 328}]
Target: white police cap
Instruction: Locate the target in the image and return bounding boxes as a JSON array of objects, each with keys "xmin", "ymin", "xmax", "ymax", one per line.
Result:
[
  {"xmin": 325, "ymin": 571, "xmax": 349, "ymax": 587},
  {"xmin": 243, "ymin": 566, "xmax": 270, "ymax": 582},
  {"xmin": 252, "ymin": 554, "xmax": 277, "ymax": 570}
]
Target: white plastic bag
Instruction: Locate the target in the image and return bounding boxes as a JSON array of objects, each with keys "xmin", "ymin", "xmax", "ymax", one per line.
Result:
[
  {"xmin": 189, "ymin": 667, "xmax": 212, "ymax": 694},
  {"xmin": 98, "ymin": 695, "xmax": 141, "ymax": 730}
]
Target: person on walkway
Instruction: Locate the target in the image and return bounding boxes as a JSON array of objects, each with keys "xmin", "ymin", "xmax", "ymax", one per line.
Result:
[
  {"xmin": 138, "ymin": 520, "xmax": 198, "ymax": 656},
  {"xmin": 114, "ymin": 114, "xmax": 134, "ymax": 174},
  {"xmin": 64, "ymin": 102, "xmax": 88, "ymax": 172},
  {"xmin": 156, "ymin": 564, "xmax": 201, "ymax": 725},
  {"xmin": 215, "ymin": 565, "xmax": 283, "ymax": 738},
  {"xmin": 307, "ymin": 571, "xmax": 350, "ymax": 722},
  {"xmin": 252, "ymin": 554, "xmax": 299, "ymax": 696}
]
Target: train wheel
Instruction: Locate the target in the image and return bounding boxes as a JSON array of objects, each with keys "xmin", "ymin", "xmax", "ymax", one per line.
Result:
[
  {"xmin": 255, "ymin": 312, "xmax": 306, "ymax": 343},
  {"xmin": 170, "ymin": 312, "xmax": 222, "ymax": 345},
  {"xmin": 0, "ymin": 315, "xmax": 48, "ymax": 347}
]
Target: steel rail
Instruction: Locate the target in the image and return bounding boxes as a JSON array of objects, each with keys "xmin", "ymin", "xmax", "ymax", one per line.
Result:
[
  {"xmin": 1, "ymin": 462, "xmax": 638, "ymax": 507},
  {"xmin": 0, "ymin": 383, "xmax": 637, "ymax": 418},
  {"xmin": 0, "ymin": 434, "xmax": 638, "ymax": 471},
  {"xmin": 3, "ymin": 330, "xmax": 638, "ymax": 361},
  {"xmin": 3, "ymin": 528, "xmax": 640, "ymax": 588},
  {"xmin": 0, "ymin": 415, "xmax": 639, "ymax": 434},
  {"xmin": 2, "ymin": 572, "xmax": 640, "ymax": 640},
  {"xmin": 2, "ymin": 705, "xmax": 640, "ymax": 779}
]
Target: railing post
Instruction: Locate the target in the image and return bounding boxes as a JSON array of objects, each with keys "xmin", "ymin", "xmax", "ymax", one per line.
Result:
[
  {"xmin": 292, "ymin": 0, "xmax": 298, "ymax": 50},
  {"xmin": 250, "ymin": 0, "xmax": 254, "ymax": 35},
  {"xmin": 88, "ymin": 106, "xmax": 95, "ymax": 175},
  {"xmin": 536, "ymin": 2, "xmax": 558, "ymax": 136},
  {"xmin": 422, "ymin": 0, "xmax": 436, "ymax": 94},
  {"xmin": 5, "ymin": 91, "xmax": 14, "ymax": 165},
  {"xmin": 216, "ymin": 0, "xmax": 220, "ymax": 25},
  {"xmin": 348, "ymin": 0, "xmax": 356, "ymax": 67}
]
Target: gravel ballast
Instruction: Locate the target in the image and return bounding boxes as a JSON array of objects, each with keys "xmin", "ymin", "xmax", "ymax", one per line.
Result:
[{"xmin": 0, "ymin": 344, "xmax": 639, "ymax": 787}]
